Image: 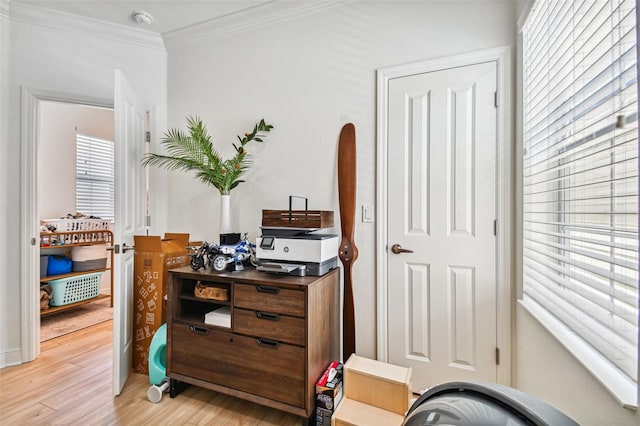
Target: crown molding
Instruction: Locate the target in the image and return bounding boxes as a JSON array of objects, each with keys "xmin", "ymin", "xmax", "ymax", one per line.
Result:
[
  {"xmin": 163, "ymin": 0, "xmax": 353, "ymax": 50},
  {"xmin": 7, "ymin": 1, "xmax": 165, "ymax": 51}
]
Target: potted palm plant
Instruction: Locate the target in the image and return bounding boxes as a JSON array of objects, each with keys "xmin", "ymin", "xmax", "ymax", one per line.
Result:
[{"xmin": 142, "ymin": 116, "xmax": 273, "ymax": 232}]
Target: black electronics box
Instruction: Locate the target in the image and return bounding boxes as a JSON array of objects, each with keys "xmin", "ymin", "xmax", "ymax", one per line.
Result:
[{"xmin": 220, "ymin": 233, "xmax": 241, "ymax": 245}]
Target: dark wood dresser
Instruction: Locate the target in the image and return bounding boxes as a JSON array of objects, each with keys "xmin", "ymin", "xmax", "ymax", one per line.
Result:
[{"xmin": 166, "ymin": 266, "xmax": 340, "ymax": 423}]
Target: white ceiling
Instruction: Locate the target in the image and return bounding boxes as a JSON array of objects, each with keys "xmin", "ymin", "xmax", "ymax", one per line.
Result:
[{"xmin": 9, "ymin": 0, "xmax": 274, "ymax": 34}]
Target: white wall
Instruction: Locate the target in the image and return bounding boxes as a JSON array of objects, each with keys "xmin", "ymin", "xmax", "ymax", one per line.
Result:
[
  {"xmin": 165, "ymin": 0, "xmax": 517, "ymax": 369},
  {"xmin": 38, "ymin": 101, "xmax": 114, "ymax": 220},
  {"xmin": 0, "ymin": 4, "xmax": 167, "ymax": 366},
  {"xmin": 515, "ymin": 306, "xmax": 639, "ymax": 425},
  {"xmin": 0, "ymin": 1, "xmax": 11, "ymax": 367}
]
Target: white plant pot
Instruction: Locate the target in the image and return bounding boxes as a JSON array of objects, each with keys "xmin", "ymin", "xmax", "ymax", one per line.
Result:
[{"xmin": 220, "ymin": 194, "xmax": 232, "ymax": 234}]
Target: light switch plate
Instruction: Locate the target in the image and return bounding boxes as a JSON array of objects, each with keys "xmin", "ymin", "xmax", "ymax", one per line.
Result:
[{"xmin": 362, "ymin": 205, "xmax": 373, "ymax": 223}]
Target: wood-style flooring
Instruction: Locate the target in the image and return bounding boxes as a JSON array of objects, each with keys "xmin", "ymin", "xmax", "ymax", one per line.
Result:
[{"xmin": 0, "ymin": 320, "xmax": 303, "ymax": 425}]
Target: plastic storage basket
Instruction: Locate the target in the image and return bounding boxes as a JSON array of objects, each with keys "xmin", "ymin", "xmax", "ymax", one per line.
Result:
[{"xmin": 48, "ymin": 272, "xmax": 102, "ymax": 306}]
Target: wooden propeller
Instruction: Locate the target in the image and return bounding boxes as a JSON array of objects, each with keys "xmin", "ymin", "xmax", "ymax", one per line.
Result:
[{"xmin": 338, "ymin": 122, "xmax": 358, "ymax": 361}]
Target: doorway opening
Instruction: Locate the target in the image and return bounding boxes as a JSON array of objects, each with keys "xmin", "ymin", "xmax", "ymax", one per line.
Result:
[{"xmin": 37, "ymin": 100, "xmax": 115, "ymax": 343}]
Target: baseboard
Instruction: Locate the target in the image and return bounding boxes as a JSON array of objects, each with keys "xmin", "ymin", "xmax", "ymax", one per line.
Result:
[{"xmin": 0, "ymin": 346, "xmax": 23, "ymax": 369}]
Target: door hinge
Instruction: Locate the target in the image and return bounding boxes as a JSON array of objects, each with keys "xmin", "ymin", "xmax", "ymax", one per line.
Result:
[
  {"xmin": 31, "ymin": 237, "xmax": 36, "ymax": 246},
  {"xmin": 494, "ymin": 91, "xmax": 499, "ymax": 108},
  {"xmin": 145, "ymin": 131, "xmax": 151, "ymax": 143},
  {"xmin": 146, "ymin": 215, "xmax": 151, "ymax": 227},
  {"xmin": 494, "ymin": 219, "xmax": 497, "ymax": 236},
  {"xmin": 495, "ymin": 347, "xmax": 500, "ymax": 365}
]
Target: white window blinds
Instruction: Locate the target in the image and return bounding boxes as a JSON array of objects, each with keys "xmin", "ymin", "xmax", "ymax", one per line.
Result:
[
  {"xmin": 76, "ymin": 134, "xmax": 115, "ymax": 221},
  {"xmin": 522, "ymin": 0, "xmax": 638, "ymax": 407}
]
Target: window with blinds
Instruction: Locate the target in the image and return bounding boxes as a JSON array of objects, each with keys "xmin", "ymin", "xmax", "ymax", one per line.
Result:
[
  {"xmin": 76, "ymin": 134, "xmax": 114, "ymax": 221},
  {"xmin": 522, "ymin": 0, "xmax": 638, "ymax": 407}
]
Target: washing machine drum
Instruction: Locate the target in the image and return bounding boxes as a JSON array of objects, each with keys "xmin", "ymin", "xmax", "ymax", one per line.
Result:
[{"xmin": 403, "ymin": 382, "xmax": 579, "ymax": 426}]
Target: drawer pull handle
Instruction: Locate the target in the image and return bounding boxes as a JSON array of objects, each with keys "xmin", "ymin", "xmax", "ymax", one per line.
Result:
[
  {"xmin": 255, "ymin": 285, "xmax": 280, "ymax": 294},
  {"xmin": 256, "ymin": 337, "xmax": 280, "ymax": 349},
  {"xmin": 256, "ymin": 311, "xmax": 280, "ymax": 321},
  {"xmin": 189, "ymin": 325, "xmax": 209, "ymax": 335}
]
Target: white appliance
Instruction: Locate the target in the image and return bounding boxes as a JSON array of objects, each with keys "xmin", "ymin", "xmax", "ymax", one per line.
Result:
[{"xmin": 256, "ymin": 228, "xmax": 339, "ymax": 276}]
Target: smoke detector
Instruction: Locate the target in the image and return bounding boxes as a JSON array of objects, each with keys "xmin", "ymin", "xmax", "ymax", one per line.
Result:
[{"xmin": 132, "ymin": 10, "xmax": 153, "ymax": 25}]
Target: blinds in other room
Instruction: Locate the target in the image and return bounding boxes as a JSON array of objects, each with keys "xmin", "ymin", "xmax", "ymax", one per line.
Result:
[{"xmin": 76, "ymin": 133, "xmax": 115, "ymax": 221}]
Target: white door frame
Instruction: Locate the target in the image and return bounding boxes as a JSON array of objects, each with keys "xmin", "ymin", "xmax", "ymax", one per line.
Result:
[
  {"xmin": 20, "ymin": 87, "xmax": 112, "ymax": 362},
  {"xmin": 376, "ymin": 46, "xmax": 513, "ymax": 385}
]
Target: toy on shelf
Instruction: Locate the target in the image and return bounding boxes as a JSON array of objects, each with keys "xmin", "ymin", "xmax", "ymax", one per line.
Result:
[{"xmin": 189, "ymin": 234, "xmax": 256, "ymax": 272}]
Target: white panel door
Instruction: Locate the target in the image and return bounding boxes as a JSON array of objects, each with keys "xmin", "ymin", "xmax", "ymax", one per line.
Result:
[
  {"xmin": 113, "ymin": 70, "xmax": 147, "ymax": 395},
  {"xmin": 387, "ymin": 61, "xmax": 498, "ymax": 389}
]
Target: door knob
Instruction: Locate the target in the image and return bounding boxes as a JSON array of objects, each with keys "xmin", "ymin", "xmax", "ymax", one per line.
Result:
[
  {"xmin": 122, "ymin": 243, "xmax": 135, "ymax": 253},
  {"xmin": 391, "ymin": 244, "xmax": 413, "ymax": 254}
]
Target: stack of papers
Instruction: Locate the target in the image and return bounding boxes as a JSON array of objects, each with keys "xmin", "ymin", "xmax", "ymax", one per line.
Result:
[{"xmin": 204, "ymin": 305, "xmax": 231, "ymax": 328}]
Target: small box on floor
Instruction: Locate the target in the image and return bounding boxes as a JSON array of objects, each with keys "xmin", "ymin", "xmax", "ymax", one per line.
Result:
[
  {"xmin": 343, "ymin": 354, "xmax": 412, "ymax": 416},
  {"xmin": 315, "ymin": 361, "xmax": 343, "ymax": 425},
  {"xmin": 316, "ymin": 406, "xmax": 333, "ymax": 426}
]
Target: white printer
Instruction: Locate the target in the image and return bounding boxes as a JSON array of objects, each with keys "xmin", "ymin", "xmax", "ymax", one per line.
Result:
[
  {"xmin": 257, "ymin": 201, "xmax": 338, "ymax": 276},
  {"xmin": 257, "ymin": 227, "xmax": 339, "ymax": 276}
]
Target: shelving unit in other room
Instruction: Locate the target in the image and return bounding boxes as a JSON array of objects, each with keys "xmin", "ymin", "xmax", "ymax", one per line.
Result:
[{"xmin": 40, "ymin": 230, "xmax": 114, "ymax": 317}]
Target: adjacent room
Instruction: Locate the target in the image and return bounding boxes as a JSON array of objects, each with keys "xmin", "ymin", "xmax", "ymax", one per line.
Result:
[
  {"xmin": 37, "ymin": 100, "xmax": 114, "ymax": 342},
  {"xmin": 0, "ymin": 1, "xmax": 637, "ymax": 425}
]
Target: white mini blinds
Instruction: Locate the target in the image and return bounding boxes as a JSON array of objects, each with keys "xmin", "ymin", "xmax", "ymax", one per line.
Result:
[
  {"xmin": 76, "ymin": 133, "xmax": 115, "ymax": 221},
  {"xmin": 522, "ymin": 0, "xmax": 638, "ymax": 408}
]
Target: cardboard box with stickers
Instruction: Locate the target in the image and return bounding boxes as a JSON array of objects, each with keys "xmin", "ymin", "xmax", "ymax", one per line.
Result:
[{"xmin": 132, "ymin": 233, "xmax": 190, "ymax": 374}]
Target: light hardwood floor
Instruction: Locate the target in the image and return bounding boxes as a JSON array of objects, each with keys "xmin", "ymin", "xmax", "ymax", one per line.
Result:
[{"xmin": 0, "ymin": 321, "xmax": 303, "ymax": 425}]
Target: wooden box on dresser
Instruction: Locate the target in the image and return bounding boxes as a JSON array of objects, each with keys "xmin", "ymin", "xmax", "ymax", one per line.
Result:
[{"xmin": 166, "ymin": 266, "xmax": 340, "ymax": 424}]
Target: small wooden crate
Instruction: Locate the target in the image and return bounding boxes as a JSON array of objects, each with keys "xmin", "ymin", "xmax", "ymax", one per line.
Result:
[
  {"xmin": 194, "ymin": 283, "xmax": 229, "ymax": 301},
  {"xmin": 262, "ymin": 210, "xmax": 334, "ymax": 228}
]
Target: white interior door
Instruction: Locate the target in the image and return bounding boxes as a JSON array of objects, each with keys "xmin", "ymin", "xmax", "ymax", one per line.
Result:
[
  {"xmin": 113, "ymin": 69, "xmax": 147, "ymax": 395},
  {"xmin": 386, "ymin": 61, "xmax": 498, "ymax": 390}
]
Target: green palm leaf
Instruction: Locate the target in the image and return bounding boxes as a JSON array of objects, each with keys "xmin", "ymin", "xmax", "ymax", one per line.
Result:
[{"xmin": 142, "ymin": 116, "xmax": 272, "ymax": 195}]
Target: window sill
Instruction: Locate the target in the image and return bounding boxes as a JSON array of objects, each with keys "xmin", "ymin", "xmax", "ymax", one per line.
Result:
[{"xmin": 519, "ymin": 298, "xmax": 638, "ymax": 410}]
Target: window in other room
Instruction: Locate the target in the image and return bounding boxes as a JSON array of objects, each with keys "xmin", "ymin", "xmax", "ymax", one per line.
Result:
[{"xmin": 76, "ymin": 133, "xmax": 115, "ymax": 221}]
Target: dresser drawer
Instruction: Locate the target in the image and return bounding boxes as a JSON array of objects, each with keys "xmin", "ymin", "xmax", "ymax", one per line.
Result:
[
  {"xmin": 170, "ymin": 322, "xmax": 305, "ymax": 407},
  {"xmin": 233, "ymin": 308, "xmax": 305, "ymax": 346},
  {"xmin": 234, "ymin": 283, "xmax": 305, "ymax": 317}
]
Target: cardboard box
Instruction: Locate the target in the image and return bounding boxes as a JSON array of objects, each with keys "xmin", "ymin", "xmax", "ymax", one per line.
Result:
[
  {"xmin": 315, "ymin": 361, "xmax": 343, "ymax": 425},
  {"xmin": 133, "ymin": 233, "xmax": 190, "ymax": 374},
  {"xmin": 316, "ymin": 361, "xmax": 344, "ymax": 411},
  {"xmin": 316, "ymin": 406, "xmax": 333, "ymax": 426},
  {"xmin": 343, "ymin": 355, "xmax": 412, "ymax": 416},
  {"xmin": 331, "ymin": 398, "xmax": 404, "ymax": 426}
]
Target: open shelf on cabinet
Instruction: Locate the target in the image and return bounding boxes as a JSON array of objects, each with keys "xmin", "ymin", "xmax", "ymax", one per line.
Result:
[{"xmin": 175, "ymin": 278, "xmax": 231, "ymax": 327}]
